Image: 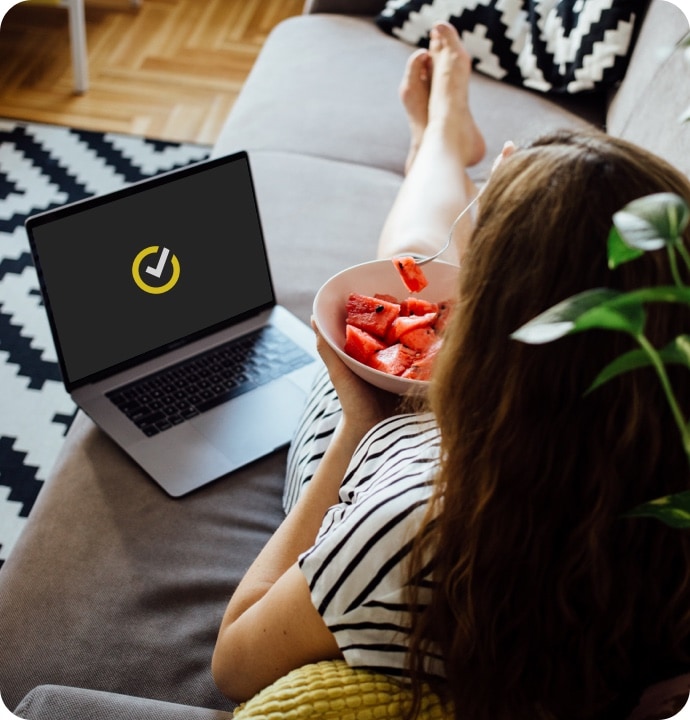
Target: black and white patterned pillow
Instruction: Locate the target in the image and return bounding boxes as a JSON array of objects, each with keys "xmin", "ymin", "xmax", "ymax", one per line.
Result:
[{"xmin": 376, "ymin": 0, "xmax": 643, "ymax": 94}]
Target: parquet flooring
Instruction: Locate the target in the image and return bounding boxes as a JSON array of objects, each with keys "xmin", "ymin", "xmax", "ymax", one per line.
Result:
[{"xmin": 0, "ymin": 0, "xmax": 304, "ymax": 144}]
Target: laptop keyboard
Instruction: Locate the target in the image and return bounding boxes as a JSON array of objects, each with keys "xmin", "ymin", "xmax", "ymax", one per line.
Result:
[{"xmin": 106, "ymin": 326, "xmax": 313, "ymax": 437}]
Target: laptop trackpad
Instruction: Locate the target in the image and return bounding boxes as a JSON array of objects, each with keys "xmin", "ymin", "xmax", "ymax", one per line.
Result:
[{"xmin": 190, "ymin": 380, "xmax": 306, "ymax": 465}]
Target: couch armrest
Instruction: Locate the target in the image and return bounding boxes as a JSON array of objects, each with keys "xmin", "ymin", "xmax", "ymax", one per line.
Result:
[
  {"xmin": 14, "ymin": 685, "xmax": 235, "ymax": 720},
  {"xmin": 303, "ymin": 0, "xmax": 385, "ymax": 14}
]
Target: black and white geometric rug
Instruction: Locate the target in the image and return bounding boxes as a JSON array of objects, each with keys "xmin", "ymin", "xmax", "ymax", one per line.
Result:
[{"xmin": 0, "ymin": 119, "xmax": 210, "ymax": 569}]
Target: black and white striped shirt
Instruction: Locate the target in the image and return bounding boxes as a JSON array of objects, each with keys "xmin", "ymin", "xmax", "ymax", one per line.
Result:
[{"xmin": 285, "ymin": 368, "xmax": 444, "ymax": 679}]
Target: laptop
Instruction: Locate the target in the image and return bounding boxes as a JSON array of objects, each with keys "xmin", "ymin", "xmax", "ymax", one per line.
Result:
[{"xmin": 25, "ymin": 150, "xmax": 320, "ymax": 497}]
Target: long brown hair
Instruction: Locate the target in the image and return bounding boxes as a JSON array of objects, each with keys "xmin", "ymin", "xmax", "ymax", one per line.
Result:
[{"xmin": 407, "ymin": 129, "xmax": 690, "ymax": 720}]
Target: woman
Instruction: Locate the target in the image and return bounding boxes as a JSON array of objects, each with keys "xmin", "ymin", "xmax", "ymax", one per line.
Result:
[{"xmin": 212, "ymin": 22, "xmax": 690, "ymax": 720}]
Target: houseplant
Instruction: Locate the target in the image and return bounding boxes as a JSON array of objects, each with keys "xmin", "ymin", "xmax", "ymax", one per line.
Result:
[{"xmin": 512, "ymin": 191, "xmax": 690, "ymax": 527}]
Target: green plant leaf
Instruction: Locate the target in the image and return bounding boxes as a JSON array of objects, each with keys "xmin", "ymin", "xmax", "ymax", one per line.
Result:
[
  {"xmin": 572, "ymin": 301, "xmax": 646, "ymax": 336},
  {"xmin": 511, "ymin": 289, "xmax": 620, "ymax": 344},
  {"xmin": 609, "ymin": 285, "xmax": 690, "ymax": 306},
  {"xmin": 588, "ymin": 335, "xmax": 690, "ymax": 393},
  {"xmin": 626, "ymin": 490, "xmax": 690, "ymax": 529},
  {"xmin": 608, "ymin": 226, "xmax": 644, "ymax": 269},
  {"xmin": 613, "ymin": 193, "xmax": 690, "ymax": 251},
  {"xmin": 588, "ymin": 349, "xmax": 653, "ymax": 392},
  {"xmin": 513, "ymin": 286, "xmax": 690, "ymax": 346}
]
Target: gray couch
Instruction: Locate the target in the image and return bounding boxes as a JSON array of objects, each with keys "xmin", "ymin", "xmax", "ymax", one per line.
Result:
[{"xmin": 2, "ymin": 0, "xmax": 690, "ymax": 717}]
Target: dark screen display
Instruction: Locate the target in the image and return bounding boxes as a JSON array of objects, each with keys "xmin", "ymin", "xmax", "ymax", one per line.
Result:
[{"xmin": 28, "ymin": 153, "xmax": 274, "ymax": 386}]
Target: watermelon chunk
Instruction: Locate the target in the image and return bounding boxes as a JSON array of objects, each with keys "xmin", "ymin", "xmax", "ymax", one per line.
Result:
[
  {"xmin": 434, "ymin": 299, "xmax": 456, "ymax": 334},
  {"xmin": 346, "ymin": 293, "xmax": 400, "ymax": 338},
  {"xmin": 401, "ymin": 357, "xmax": 434, "ymax": 381},
  {"xmin": 371, "ymin": 343, "xmax": 417, "ymax": 376},
  {"xmin": 342, "ymin": 288, "xmax": 456, "ymax": 384},
  {"xmin": 402, "ymin": 341, "xmax": 442, "ymax": 381},
  {"xmin": 344, "ymin": 325, "xmax": 387, "ymax": 365},
  {"xmin": 374, "ymin": 293, "xmax": 400, "ymax": 304},
  {"xmin": 404, "ymin": 297, "xmax": 439, "ymax": 316},
  {"xmin": 393, "ymin": 257, "xmax": 428, "ymax": 293},
  {"xmin": 399, "ymin": 327, "xmax": 438, "ymax": 352},
  {"xmin": 386, "ymin": 312, "xmax": 438, "ymax": 344}
]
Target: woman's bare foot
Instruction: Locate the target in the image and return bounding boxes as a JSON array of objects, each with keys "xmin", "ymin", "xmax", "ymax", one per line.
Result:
[
  {"xmin": 426, "ymin": 22, "xmax": 486, "ymax": 168},
  {"xmin": 400, "ymin": 48, "xmax": 431, "ymax": 174}
]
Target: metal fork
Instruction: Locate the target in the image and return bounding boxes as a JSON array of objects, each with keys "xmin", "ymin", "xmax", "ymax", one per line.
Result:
[{"xmin": 405, "ymin": 188, "xmax": 482, "ymax": 266}]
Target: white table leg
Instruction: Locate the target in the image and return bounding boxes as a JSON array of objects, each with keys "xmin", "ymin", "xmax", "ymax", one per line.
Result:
[{"xmin": 66, "ymin": 0, "xmax": 88, "ymax": 93}]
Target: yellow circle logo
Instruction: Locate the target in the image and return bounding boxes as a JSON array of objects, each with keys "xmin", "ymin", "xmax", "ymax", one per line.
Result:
[{"xmin": 132, "ymin": 245, "xmax": 180, "ymax": 294}]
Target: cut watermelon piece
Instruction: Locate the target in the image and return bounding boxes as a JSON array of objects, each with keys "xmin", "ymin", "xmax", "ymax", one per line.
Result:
[
  {"xmin": 342, "ymin": 288, "xmax": 456, "ymax": 383},
  {"xmin": 374, "ymin": 293, "xmax": 400, "ymax": 304},
  {"xmin": 404, "ymin": 297, "xmax": 439, "ymax": 316},
  {"xmin": 402, "ymin": 342, "xmax": 441, "ymax": 381},
  {"xmin": 346, "ymin": 293, "xmax": 401, "ymax": 338},
  {"xmin": 344, "ymin": 325, "xmax": 387, "ymax": 365},
  {"xmin": 386, "ymin": 312, "xmax": 438, "ymax": 344},
  {"xmin": 370, "ymin": 343, "xmax": 417, "ymax": 376},
  {"xmin": 402, "ymin": 358, "xmax": 434, "ymax": 381},
  {"xmin": 399, "ymin": 327, "xmax": 438, "ymax": 352},
  {"xmin": 434, "ymin": 299, "xmax": 456, "ymax": 334},
  {"xmin": 393, "ymin": 257, "xmax": 428, "ymax": 293}
]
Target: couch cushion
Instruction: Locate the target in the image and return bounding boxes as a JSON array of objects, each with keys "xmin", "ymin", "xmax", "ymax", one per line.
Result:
[
  {"xmin": 219, "ymin": 150, "xmax": 404, "ymax": 323},
  {"xmin": 231, "ymin": 659, "xmax": 449, "ymax": 719},
  {"xmin": 15, "ymin": 685, "xmax": 234, "ymax": 720},
  {"xmin": 375, "ymin": 0, "xmax": 643, "ymax": 95},
  {"xmin": 607, "ymin": 0, "xmax": 690, "ymax": 177},
  {"xmin": 214, "ymin": 14, "xmax": 605, "ymax": 185},
  {"xmin": 214, "ymin": 16, "xmax": 412, "ymax": 175},
  {"xmin": 0, "ymin": 410, "xmax": 285, "ymax": 712}
]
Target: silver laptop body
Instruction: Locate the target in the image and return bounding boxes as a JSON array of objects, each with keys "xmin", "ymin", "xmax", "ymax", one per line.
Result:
[{"xmin": 26, "ymin": 151, "xmax": 319, "ymax": 497}]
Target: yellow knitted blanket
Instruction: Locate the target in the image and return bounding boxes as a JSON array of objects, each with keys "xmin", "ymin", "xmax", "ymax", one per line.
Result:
[{"xmin": 232, "ymin": 660, "xmax": 453, "ymax": 720}]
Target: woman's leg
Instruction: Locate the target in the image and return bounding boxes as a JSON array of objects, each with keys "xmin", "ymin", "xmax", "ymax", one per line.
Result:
[
  {"xmin": 377, "ymin": 22, "xmax": 486, "ymax": 265},
  {"xmin": 401, "ymin": 48, "xmax": 432, "ymax": 176}
]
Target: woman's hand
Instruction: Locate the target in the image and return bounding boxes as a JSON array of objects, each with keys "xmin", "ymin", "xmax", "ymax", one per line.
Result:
[{"xmin": 312, "ymin": 319, "xmax": 400, "ymax": 442}]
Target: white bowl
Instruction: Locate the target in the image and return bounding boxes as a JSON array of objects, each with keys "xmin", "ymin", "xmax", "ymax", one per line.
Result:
[{"xmin": 312, "ymin": 259, "xmax": 460, "ymax": 395}]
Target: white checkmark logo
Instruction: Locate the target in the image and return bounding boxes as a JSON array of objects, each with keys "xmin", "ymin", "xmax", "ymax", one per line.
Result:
[
  {"xmin": 145, "ymin": 246, "xmax": 170, "ymax": 278},
  {"xmin": 133, "ymin": 246, "xmax": 180, "ymax": 294}
]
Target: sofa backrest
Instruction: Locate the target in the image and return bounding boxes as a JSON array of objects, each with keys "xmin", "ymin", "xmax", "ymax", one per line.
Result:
[
  {"xmin": 608, "ymin": 0, "xmax": 690, "ymax": 177},
  {"xmin": 305, "ymin": 0, "xmax": 690, "ymax": 180}
]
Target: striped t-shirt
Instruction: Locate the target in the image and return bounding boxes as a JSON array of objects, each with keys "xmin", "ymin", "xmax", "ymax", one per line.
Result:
[{"xmin": 285, "ymin": 368, "xmax": 444, "ymax": 680}]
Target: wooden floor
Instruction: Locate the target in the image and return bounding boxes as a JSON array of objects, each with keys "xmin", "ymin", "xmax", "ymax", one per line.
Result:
[{"xmin": 0, "ymin": 0, "xmax": 304, "ymax": 145}]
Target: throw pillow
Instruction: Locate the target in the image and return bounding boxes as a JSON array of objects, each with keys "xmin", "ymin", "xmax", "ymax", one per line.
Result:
[{"xmin": 375, "ymin": 0, "xmax": 643, "ymax": 94}]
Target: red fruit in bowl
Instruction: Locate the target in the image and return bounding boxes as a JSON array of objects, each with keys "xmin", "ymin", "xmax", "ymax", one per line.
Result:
[
  {"xmin": 393, "ymin": 256, "xmax": 428, "ymax": 293},
  {"xmin": 346, "ymin": 293, "xmax": 400, "ymax": 338},
  {"xmin": 344, "ymin": 324, "xmax": 386, "ymax": 365}
]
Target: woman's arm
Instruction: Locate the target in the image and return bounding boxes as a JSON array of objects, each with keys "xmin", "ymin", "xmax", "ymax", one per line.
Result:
[
  {"xmin": 211, "ymin": 420, "xmax": 358, "ymax": 701},
  {"xmin": 212, "ymin": 326, "xmax": 399, "ymax": 701}
]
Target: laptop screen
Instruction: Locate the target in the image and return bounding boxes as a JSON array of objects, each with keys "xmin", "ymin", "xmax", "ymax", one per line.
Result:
[{"xmin": 27, "ymin": 152, "xmax": 276, "ymax": 388}]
